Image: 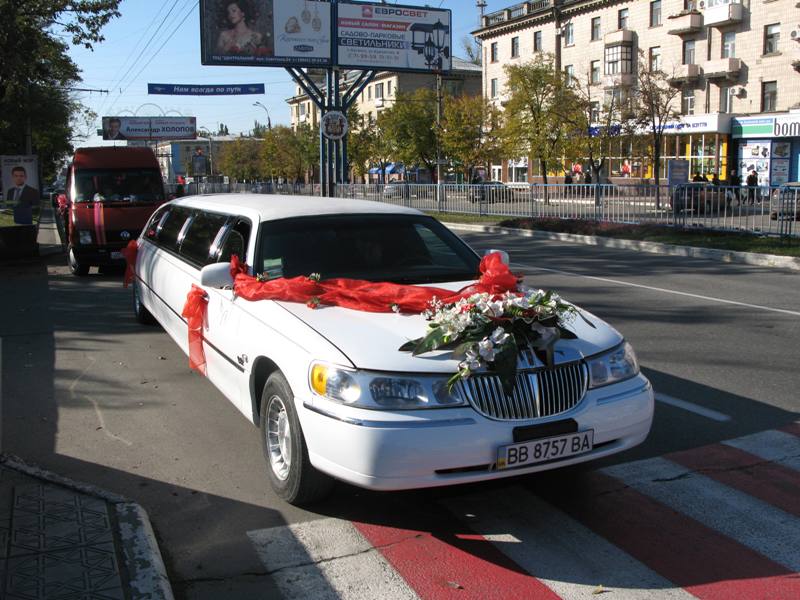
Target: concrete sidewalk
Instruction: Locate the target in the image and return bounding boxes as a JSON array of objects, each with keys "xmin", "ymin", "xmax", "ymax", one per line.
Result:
[{"xmin": 0, "ymin": 456, "xmax": 173, "ymax": 600}]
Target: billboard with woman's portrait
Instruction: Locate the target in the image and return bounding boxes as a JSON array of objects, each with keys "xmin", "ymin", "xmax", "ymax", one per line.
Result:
[{"xmin": 200, "ymin": 0, "xmax": 332, "ymax": 67}]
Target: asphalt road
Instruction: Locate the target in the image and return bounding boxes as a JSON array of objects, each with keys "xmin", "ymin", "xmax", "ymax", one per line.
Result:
[{"xmin": 1, "ymin": 230, "xmax": 798, "ymax": 599}]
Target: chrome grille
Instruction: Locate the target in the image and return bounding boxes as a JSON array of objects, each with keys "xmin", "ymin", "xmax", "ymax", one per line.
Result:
[{"xmin": 455, "ymin": 362, "xmax": 589, "ymax": 421}]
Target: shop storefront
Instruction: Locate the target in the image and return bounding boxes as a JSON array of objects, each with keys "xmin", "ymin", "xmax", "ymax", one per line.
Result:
[{"xmin": 731, "ymin": 112, "xmax": 800, "ymax": 187}]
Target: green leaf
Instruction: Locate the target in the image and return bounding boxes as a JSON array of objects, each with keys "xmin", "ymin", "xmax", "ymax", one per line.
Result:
[
  {"xmin": 398, "ymin": 338, "xmax": 422, "ymax": 352},
  {"xmin": 411, "ymin": 327, "xmax": 448, "ymax": 356},
  {"xmin": 491, "ymin": 340, "xmax": 519, "ymax": 395}
]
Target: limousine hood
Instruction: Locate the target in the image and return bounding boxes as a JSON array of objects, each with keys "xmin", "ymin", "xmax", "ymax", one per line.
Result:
[{"xmin": 273, "ymin": 288, "xmax": 623, "ymax": 373}]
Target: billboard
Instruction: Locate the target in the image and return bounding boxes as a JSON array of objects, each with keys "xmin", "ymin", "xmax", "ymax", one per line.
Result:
[
  {"xmin": 336, "ymin": 2, "xmax": 451, "ymax": 72},
  {"xmin": 148, "ymin": 83, "xmax": 265, "ymax": 95},
  {"xmin": 199, "ymin": 0, "xmax": 332, "ymax": 67},
  {"xmin": 1, "ymin": 155, "xmax": 40, "ymax": 226},
  {"xmin": 102, "ymin": 116, "xmax": 197, "ymax": 141}
]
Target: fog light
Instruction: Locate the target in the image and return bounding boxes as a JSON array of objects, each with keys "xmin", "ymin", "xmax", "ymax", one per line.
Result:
[{"xmin": 79, "ymin": 230, "xmax": 92, "ymax": 245}]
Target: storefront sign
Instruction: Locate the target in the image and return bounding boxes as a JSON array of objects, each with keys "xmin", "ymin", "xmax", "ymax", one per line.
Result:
[
  {"xmin": 773, "ymin": 114, "xmax": 800, "ymax": 138},
  {"xmin": 660, "ymin": 113, "xmax": 731, "ymax": 134},
  {"xmin": 732, "ymin": 116, "xmax": 775, "ymax": 138}
]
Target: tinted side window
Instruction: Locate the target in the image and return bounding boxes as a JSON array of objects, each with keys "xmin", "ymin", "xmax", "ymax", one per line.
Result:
[
  {"xmin": 143, "ymin": 206, "xmax": 170, "ymax": 242},
  {"xmin": 180, "ymin": 211, "xmax": 229, "ymax": 267},
  {"xmin": 218, "ymin": 219, "xmax": 252, "ymax": 264},
  {"xmin": 156, "ymin": 207, "xmax": 191, "ymax": 252}
]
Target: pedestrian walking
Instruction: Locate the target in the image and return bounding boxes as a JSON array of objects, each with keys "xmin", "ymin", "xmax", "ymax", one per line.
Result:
[
  {"xmin": 746, "ymin": 170, "xmax": 758, "ymax": 205},
  {"xmin": 726, "ymin": 169, "xmax": 741, "ymax": 207}
]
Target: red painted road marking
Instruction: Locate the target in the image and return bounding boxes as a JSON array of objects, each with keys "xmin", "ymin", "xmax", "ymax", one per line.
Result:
[
  {"xmin": 352, "ymin": 520, "xmax": 560, "ymax": 600},
  {"xmin": 779, "ymin": 422, "xmax": 800, "ymax": 437},
  {"xmin": 536, "ymin": 471, "xmax": 800, "ymax": 600},
  {"xmin": 669, "ymin": 443, "xmax": 800, "ymax": 518}
]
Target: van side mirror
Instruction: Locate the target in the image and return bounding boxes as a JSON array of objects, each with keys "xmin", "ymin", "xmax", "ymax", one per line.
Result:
[
  {"xmin": 199, "ymin": 262, "xmax": 233, "ymax": 289},
  {"xmin": 56, "ymin": 194, "xmax": 68, "ymax": 210},
  {"xmin": 484, "ymin": 249, "xmax": 510, "ymax": 265}
]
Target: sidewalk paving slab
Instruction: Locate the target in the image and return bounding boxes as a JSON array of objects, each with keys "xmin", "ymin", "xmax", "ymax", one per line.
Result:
[{"xmin": 0, "ymin": 456, "xmax": 173, "ymax": 600}]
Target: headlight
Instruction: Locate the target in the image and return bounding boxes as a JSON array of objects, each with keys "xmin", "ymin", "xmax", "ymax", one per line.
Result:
[
  {"xmin": 309, "ymin": 362, "xmax": 465, "ymax": 410},
  {"xmin": 586, "ymin": 342, "xmax": 639, "ymax": 389},
  {"xmin": 78, "ymin": 230, "xmax": 92, "ymax": 245}
]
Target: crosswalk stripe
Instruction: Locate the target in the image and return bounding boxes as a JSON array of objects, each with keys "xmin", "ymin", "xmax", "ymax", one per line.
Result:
[
  {"xmin": 247, "ymin": 518, "xmax": 419, "ymax": 600},
  {"xmin": 779, "ymin": 422, "xmax": 800, "ymax": 437},
  {"xmin": 668, "ymin": 442, "xmax": 800, "ymax": 518},
  {"xmin": 441, "ymin": 486, "xmax": 695, "ymax": 600},
  {"xmin": 602, "ymin": 456, "xmax": 800, "ymax": 572},
  {"xmin": 722, "ymin": 429, "xmax": 800, "ymax": 472},
  {"xmin": 352, "ymin": 517, "xmax": 560, "ymax": 600},
  {"xmin": 535, "ymin": 470, "xmax": 800, "ymax": 600}
]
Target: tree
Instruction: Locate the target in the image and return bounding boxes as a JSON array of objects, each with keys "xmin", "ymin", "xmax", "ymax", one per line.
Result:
[
  {"xmin": 217, "ymin": 139, "xmax": 264, "ymax": 181},
  {"xmin": 500, "ymin": 55, "xmax": 573, "ymax": 191},
  {"xmin": 380, "ymin": 88, "xmax": 438, "ymax": 180},
  {"xmin": 441, "ymin": 94, "xmax": 501, "ymax": 180},
  {"xmin": 0, "ymin": 1, "xmax": 121, "ymax": 176},
  {"xmin": 634, "ymin": 49, "xmax": 681, "ymax": 207},
  {"xmin": 461, "ymin": 35, "xmax": 482, "ymax": 66},
  {"xmin": 261, "ymin": 125, "xmax": 318, "ymax": 183}
]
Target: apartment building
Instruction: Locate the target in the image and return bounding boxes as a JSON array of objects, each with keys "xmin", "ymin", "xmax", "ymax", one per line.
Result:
[
  {"xmin": 287, "ymin": 58, "xmax": 481, "ymax": 130},
  {"xmin": 475, "ymin": 0, "xmax": 800, "ymax": 185}
]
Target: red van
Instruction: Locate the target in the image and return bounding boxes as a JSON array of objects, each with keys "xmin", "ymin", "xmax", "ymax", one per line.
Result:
[{"xmin": 58, "ymin": 147, "xmax": 165, "ymax": 275}]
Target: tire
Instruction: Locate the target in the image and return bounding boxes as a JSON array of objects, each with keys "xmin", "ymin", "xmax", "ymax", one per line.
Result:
[
  {"xmin": 68, "ymin": 246, "xmax": 89, "ymax": 276},
  {"xmin": 259, "ymin": 372, "xmax": 333, "ymax": 505},
  {"xmin": 133, "ymin": 279, "xmax": 156, "ymax": 325}
]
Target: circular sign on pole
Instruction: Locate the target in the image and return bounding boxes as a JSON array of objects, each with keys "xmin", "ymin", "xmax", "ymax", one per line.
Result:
[{"xmin": 321, "ymin": 111, "xmax": 348, "ymax": 141}]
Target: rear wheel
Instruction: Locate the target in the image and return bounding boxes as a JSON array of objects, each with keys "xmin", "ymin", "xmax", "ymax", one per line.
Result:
[
  {"xmin": 260, "ymin": 372, "xmax": 333, "ymax": 505},
  {"xmin": 68, "ymin": 247, "xmax": 89, "ymax": 276},
  {"xmin": 133, "ymin": 279, "xmax": 156, "ymax": 325}
]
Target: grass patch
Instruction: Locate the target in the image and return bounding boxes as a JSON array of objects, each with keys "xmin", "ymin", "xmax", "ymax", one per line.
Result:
[
  {"xmin": 0, "ymin": 207, "xmax": 40, "ymax": 228},
  {"xmin": 425, "ymin": 211, "xmax": 505, "ymax": 225},
  {"xmin": 497, "ymin": 217, "xmax": 800, "ymax": 257}
]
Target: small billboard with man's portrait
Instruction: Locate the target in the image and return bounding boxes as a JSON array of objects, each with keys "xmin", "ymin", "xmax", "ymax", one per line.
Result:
[
  {"xmin": 102, "ymin": 116, "xmax": 197, "ymax": 141},
  {"xmin": 1, "ymin": 155, "xmax": 40, "ymax": 226}
]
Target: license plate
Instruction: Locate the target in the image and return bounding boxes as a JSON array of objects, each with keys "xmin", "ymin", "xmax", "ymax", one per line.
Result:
[
  {"xmin": 497, "ymin": 430, "xmax": 594, "ymax": 470},
  {"xmin": 111, "ymin": 251, "xmax": 123, "ymax": 260}
]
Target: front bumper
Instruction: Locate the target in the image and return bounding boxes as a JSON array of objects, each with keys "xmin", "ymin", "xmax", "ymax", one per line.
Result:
[
  {"xmin": 71, "ymin": 244, "xmax": 127, "ymax": 266},
  {"xmin": 301, "ymin": 374, "xmax": 654, "ymax": 491}
]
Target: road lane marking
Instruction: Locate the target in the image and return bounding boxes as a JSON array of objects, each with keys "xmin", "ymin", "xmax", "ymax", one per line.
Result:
[
  {"xmin": 654, "ymin": 393, "xmax": 732, "ymax": 422},
  {"xmin": 723, "ymin": 429, "xmax": 800, "ymax": 471},
  {"xmin": 442, "ymin": 487, "xmax": 695, "ymax": 600},
  {"xmin": 603, "ymin": 456, "xmax": 800, "ymax": 572},
  {"xmin": 511, "ymin": 263, "xmax": 800, "ymax": 318}
]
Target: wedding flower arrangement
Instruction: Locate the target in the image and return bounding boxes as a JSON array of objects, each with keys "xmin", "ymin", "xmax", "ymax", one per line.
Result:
[{"xmin": 399, "ymin": 287, "xmax": 584, "ymax": 393}]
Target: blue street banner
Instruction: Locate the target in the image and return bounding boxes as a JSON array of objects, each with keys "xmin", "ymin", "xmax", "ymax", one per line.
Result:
[{"xmin": 148, "ymin": 83, "xmax": 265, "ymax": 96}]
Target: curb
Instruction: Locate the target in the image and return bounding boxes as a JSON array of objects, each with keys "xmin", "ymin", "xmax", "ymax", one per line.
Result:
[
  {"xmin": 0, "ymin": 454, "xmax": 174, "ymax": 600},
  {"xmin": 444, "ymin": 222, "xmax": 800, "ymax": 272}
]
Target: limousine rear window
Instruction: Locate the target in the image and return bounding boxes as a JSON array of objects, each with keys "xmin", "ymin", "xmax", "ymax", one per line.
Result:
[{"xmin": 257, "ymin": 214, "xmax": 480, "ymax": 284}]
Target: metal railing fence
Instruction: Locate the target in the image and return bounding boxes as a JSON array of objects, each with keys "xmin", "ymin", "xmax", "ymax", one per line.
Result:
[{"xmin": 162, "ymin": 181, "xmax": 799, "ymax": 238}]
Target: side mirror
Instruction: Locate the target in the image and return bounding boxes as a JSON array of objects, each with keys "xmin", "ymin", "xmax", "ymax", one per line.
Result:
[
  {"xmin": 56, "ymin": 194, "xmax": 68, "ymax": 210},
  {"xmin": 199, "ymin": 262, "xmax": 233, "ymax": 289},
  {"xmin": 484, "ymin": 249, "xmax": 510, "ymax": 265}
]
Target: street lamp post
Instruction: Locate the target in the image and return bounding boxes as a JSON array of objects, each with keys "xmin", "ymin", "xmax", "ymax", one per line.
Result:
[
  {"xmin": 198, "ymin": 127, "xmax": 214, "ymax": 179},
  {"xmin": 253, "ymin": 102, "xmax": 273, "ymax": 130}
]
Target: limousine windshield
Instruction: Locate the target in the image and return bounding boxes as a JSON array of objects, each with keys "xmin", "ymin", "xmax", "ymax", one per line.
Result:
[{"xmin": 258, "ymin": 214, "xmax": 481, "ymax": 284}]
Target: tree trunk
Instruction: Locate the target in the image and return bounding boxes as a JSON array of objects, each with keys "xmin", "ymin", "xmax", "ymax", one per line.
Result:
[
  {"xmin": 653, "ymin": 135, "xmax": 662, "ymax": 210},
  {"xmin": 541, "ymin": 159, "xmax": 549, "ymax": 205}
]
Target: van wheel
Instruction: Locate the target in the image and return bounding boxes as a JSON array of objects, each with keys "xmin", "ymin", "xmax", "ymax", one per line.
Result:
[
  {"xmin": 133, "ymin": 279, "xmax": 156, "ymax": 325},
  {"xmin": 260, "ymin": 372, "xmax": 333, "ymax": 505},
  {"xmin": 68, "ymin": 247, "xmax": 89, "ymax": 276}
]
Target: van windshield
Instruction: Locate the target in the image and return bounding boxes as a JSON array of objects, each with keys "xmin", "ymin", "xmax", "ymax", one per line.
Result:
[{"xmin": 73, "ymin": 169, "xmax": 164, "ymax": 203}]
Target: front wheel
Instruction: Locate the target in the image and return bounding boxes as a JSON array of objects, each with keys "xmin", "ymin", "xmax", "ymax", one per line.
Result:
[
  {"xmin": 68, "ymin": 247, "xmax": 89, "ymax": 276},
  {"xmin": 260, "ymin": 372, "xmax": 333, "ymax": 505}
]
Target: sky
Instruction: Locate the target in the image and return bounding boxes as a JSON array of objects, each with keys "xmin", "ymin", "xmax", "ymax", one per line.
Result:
[{"xmin": 69, "ymin": 0, "xmax": 511, "ymax": 146}]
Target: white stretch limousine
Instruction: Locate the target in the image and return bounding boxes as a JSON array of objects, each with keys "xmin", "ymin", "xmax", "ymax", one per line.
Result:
[{"xmin": 131, "ymin": 195, "xmax": 654, "ymax": 504}]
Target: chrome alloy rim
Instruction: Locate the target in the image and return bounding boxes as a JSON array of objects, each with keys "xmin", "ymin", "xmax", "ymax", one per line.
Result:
[
  {"xmin": 267, "ymin": 395, "xmax": 292, "ymax": 481},
  {"xmin": 68, "ymin": 248, "xmax": 79, "ymax": 269}
]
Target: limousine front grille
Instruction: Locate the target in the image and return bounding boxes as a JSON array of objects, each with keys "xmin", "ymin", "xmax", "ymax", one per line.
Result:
[{"xmin": 454, "ymin": 362, "xmax": 589, "ymax": 421}]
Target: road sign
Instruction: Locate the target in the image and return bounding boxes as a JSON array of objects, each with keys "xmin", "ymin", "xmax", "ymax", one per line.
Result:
[{"xmin": 148, "ymin": 84, "xmax": 265, "ymax": 95}]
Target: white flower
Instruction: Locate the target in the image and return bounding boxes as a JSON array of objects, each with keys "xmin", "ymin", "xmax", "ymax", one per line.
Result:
[
  {"xmin": 458, "ymin": 346, "xmax": 482, "ymax": 372},
  {"xmin": 490, "ymin": 327, "xmax": 511, "ymax": 346},
  {"xmin": 477, "ymin": 338, "xmax": 495, "ymax": 361}
]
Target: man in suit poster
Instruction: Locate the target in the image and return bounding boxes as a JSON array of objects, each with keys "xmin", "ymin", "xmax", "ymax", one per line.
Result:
[{"xmin": 1, "ymin": 157, "xmax": 40, "ymax": 225}]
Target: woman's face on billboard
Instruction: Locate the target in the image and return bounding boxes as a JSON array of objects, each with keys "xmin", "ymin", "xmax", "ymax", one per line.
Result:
[{"xmin": 227, "ymin": 3, "xmax": 245, "ymax": 25}]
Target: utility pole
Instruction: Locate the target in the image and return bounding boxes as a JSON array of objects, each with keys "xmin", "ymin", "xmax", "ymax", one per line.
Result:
[{"xmin": 436, "ymin": 74, "xmax": 443, "ymax": 201}]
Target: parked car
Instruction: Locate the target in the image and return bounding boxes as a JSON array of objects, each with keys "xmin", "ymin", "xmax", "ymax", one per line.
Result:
[
  {"xmin": 671, "ymin": 183, "xmax": 727, "ymax": 214},
  {"xmin": 131, "ymin": 195, "xmax": 653, "ymax": 504},
  {"xmin": 58, "ymin": 147, "xmax": 166, "ymax": 275},
  {"xmin": 469, "ymin": 181, "xmax": 509, "ymax": 203},
  {"xmin": 770, "ymin": 183, "xmax": 800, "ymax": 221}
]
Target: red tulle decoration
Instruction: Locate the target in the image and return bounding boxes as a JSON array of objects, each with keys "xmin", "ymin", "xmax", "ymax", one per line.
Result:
[
  {"xmin": 229, "ymin": 254, "xmax": 248, "ymax": 279},
  {"xmin": 232, "ymin": 252, "xmax": 520, "ymax": 313},
  {"xmin": 181, "ymin": 284, "xmax": 208, "ymax": 376},
  {"xmin": 121, "ymin": 240, "xmax": 138, "ymax": 288}
]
